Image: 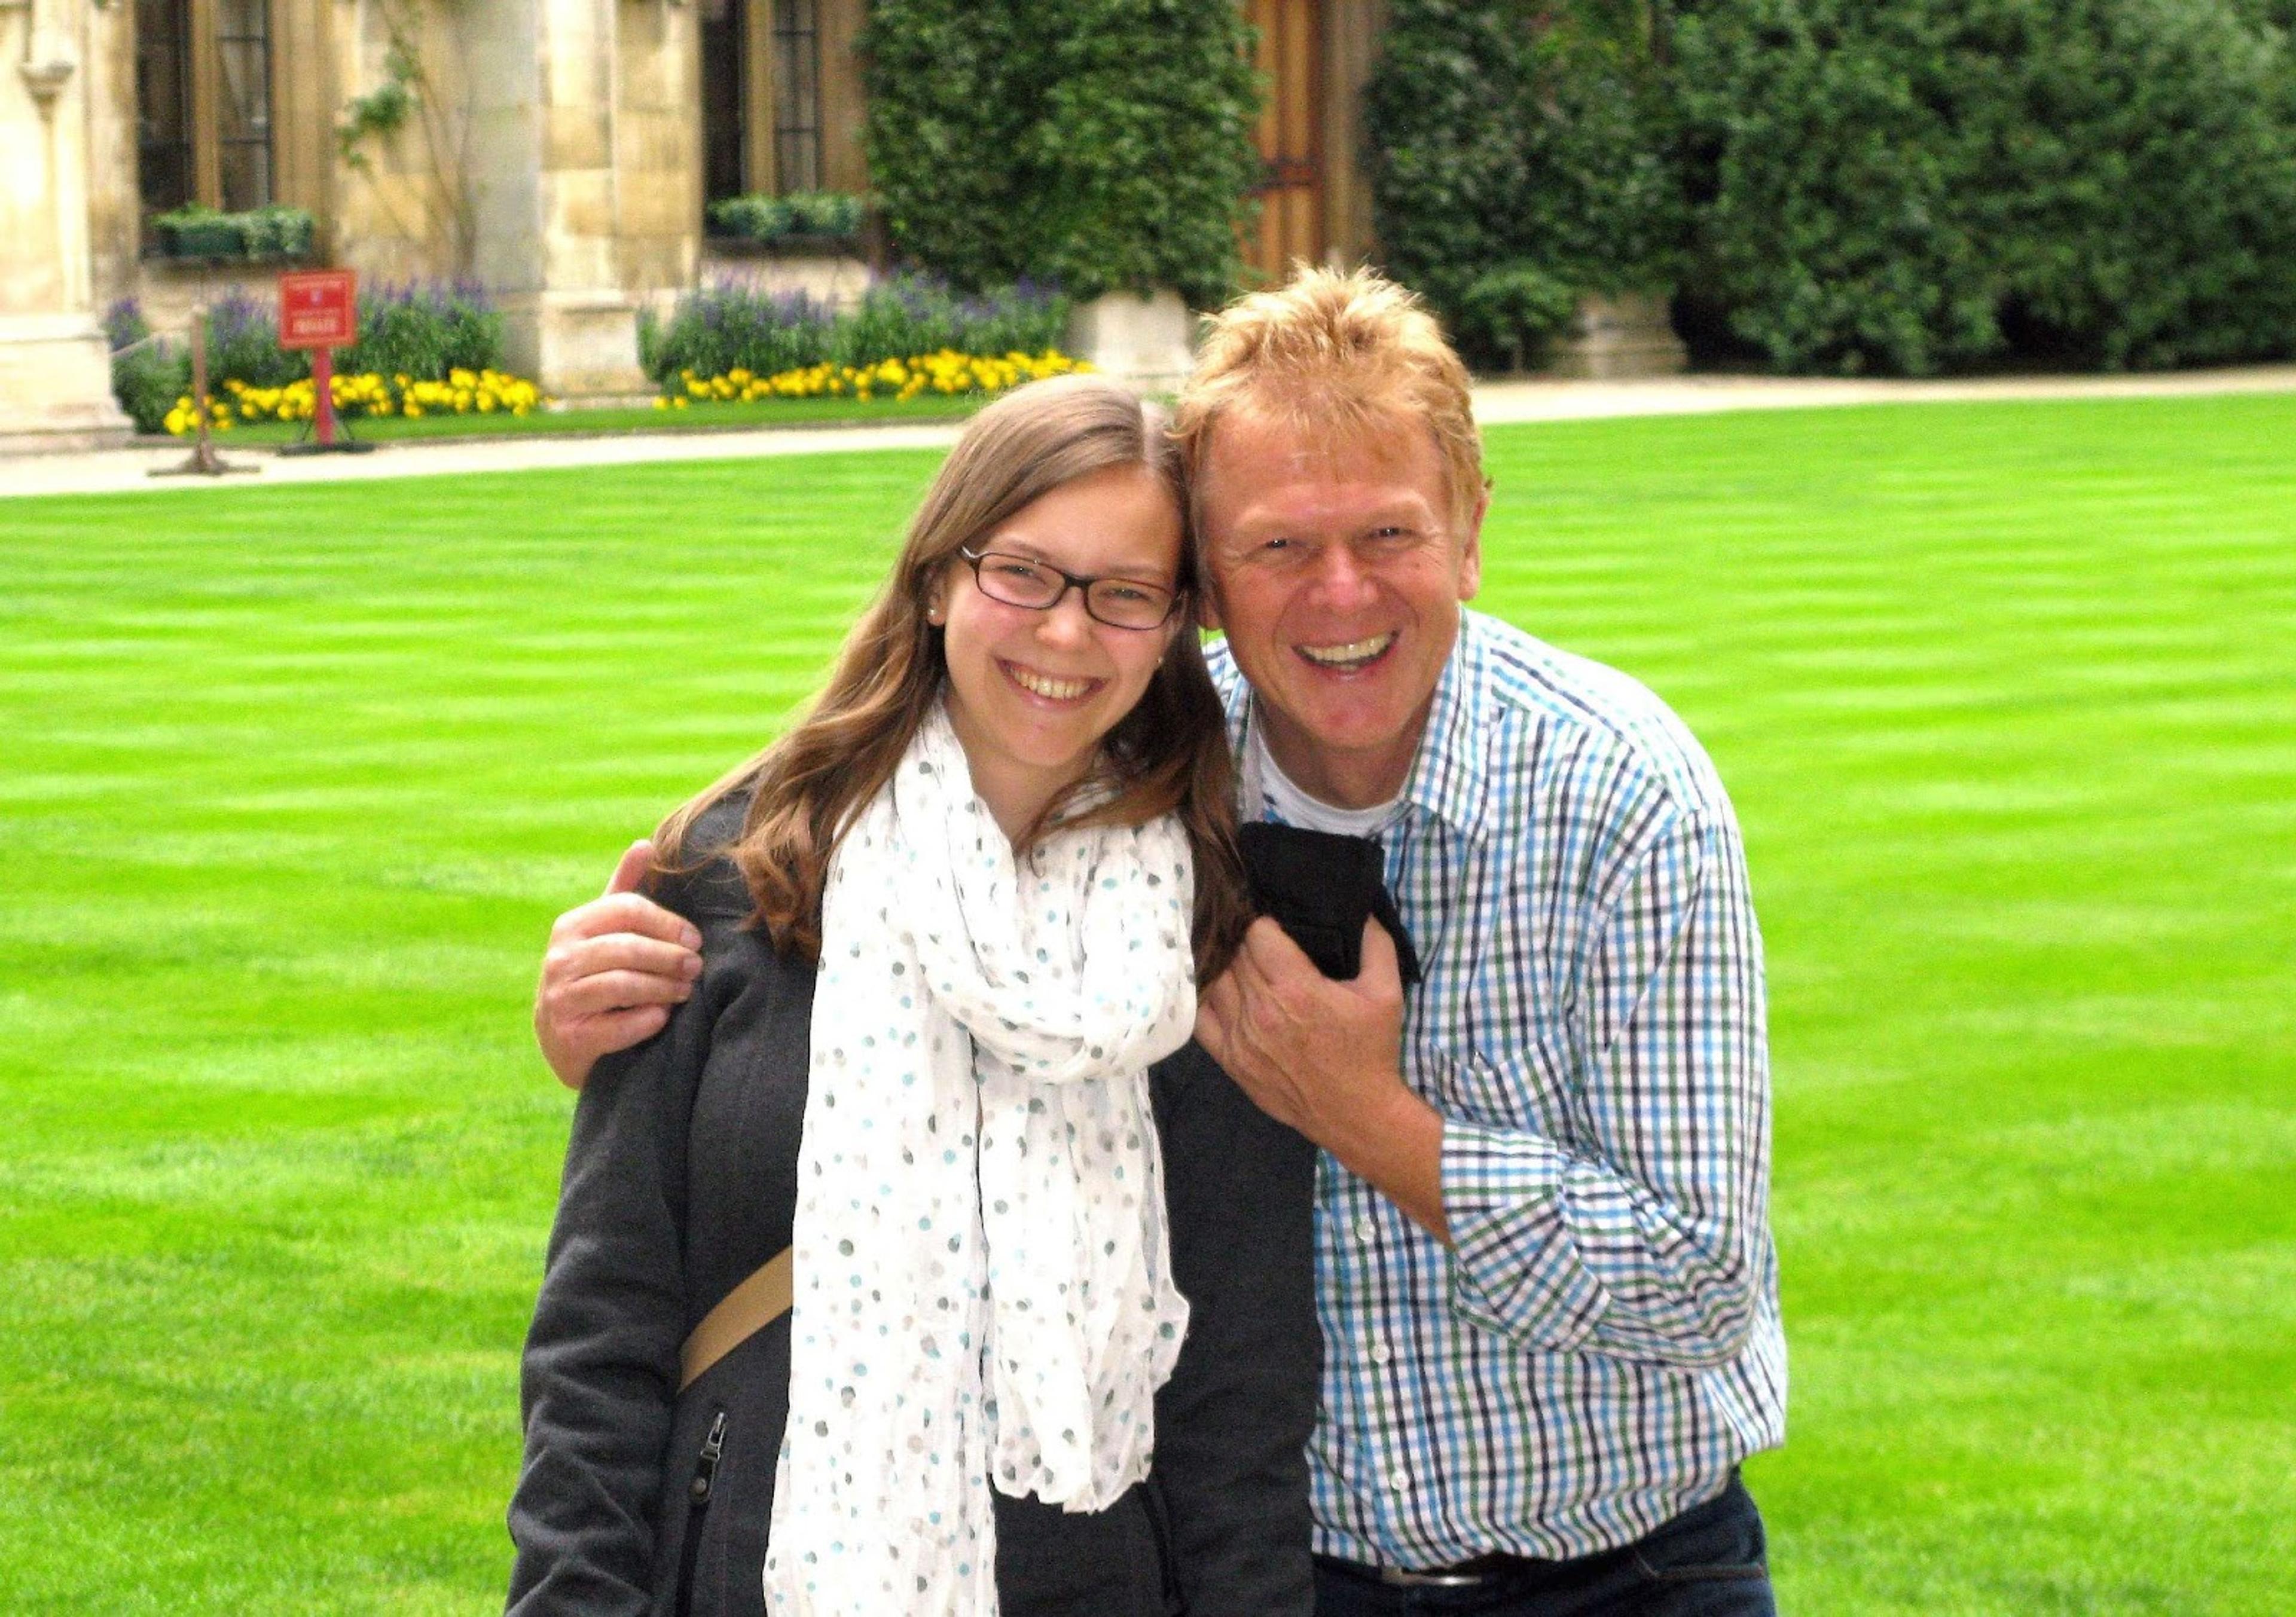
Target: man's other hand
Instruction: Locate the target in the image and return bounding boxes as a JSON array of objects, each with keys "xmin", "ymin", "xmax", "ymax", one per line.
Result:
[
  {"xmin": 1196, "ymin": 916, "xmax": 1451, "ymax": 1243},
  {"xmin": 535, "ymin": 840, "xmax": 704, "ymax": 1090}
]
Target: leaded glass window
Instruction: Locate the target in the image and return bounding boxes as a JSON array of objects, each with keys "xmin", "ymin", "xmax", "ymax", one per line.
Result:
[
  {"xmin": 135, "ymin": 0, "xmax": 195, "ymax": 222},
  {"xmin": 213, "ymin": 0, "xmax": 274, "ymax": 212},
  {"xmin": 771, "ymin": 0, "xmax": 822, "ymax": 193},
  {"xmin": 132, "ymin": 0, "xmax": 275, "ymax": 235},
  {"xmin": 701, "ymin": 0, "xmax": 749, "ymax": 203}
]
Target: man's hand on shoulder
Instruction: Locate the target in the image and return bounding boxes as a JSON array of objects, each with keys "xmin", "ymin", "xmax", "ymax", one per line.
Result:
[
  {"xmin": 1196, "ymin": 916, "xmax": 1452, "ymax": 1244},
  {"xmin": 535, "ymin": 840, "xmax": 704, "ymax": 1090}
]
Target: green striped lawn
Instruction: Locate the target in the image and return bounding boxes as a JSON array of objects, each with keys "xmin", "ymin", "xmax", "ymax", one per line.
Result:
[{"xmin": 2, "ymin": 395, "xmax": 2289, "ymax": 1612}]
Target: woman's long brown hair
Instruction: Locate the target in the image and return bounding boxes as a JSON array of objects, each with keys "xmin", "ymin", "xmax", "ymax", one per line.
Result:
[{"xmin": 652, "ymin": 374, "xmax": 1251, "ymax": 983}]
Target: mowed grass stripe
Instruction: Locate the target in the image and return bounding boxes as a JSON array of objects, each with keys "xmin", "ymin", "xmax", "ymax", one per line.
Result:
[{"xmin": 2, "ymin": 394, "xmax": 2291, "ymax": 1613}]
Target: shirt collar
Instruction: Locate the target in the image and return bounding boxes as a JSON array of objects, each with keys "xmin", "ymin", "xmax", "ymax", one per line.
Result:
[
  {"xmin": 1397, "ymin": 610, "xmax": 1497, "ymax": 843},
  {"xmin": 1216, "ymin": 612, "xmax": 1498, "ymax": 845}
]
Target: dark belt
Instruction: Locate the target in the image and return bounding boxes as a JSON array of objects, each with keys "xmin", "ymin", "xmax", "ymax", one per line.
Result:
[
  {"xmin": 1316, "ymin": 1549, "xmax": 1552, "ymax": 1590},
  {"xmin": 1314, "ymin": 1470, "xmax": 1754, "ymax": 1593}
]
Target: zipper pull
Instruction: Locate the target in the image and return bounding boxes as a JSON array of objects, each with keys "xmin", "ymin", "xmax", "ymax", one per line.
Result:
[{"xmin": 690, "ymin": 1411, "xmax": 727, "ymax": 1505}]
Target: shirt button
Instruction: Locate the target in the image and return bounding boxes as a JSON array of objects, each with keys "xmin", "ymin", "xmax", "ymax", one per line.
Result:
[
  {"xmin": 1354, "ymin": 1218, "xmax": 1377, "ymax": 1245},
  {"xmin": 1388, "ymin": 1468, "xmax": 1410, "ymax": 1493},
  {"xmin": 1369, "ymin": 1339, "xmax": 1393, "ymax": 1365}
]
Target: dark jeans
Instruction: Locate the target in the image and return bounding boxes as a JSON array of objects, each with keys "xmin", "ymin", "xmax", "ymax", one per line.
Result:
[{"xmin": 1313, "ymin": 1475, "xmax": 1773, "ymax": 1617}]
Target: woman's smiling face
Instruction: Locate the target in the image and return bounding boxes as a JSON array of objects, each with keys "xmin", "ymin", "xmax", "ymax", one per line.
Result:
[{"xmin": 930, "ymin": 461, "xmax": 1185, "ymax": 840}]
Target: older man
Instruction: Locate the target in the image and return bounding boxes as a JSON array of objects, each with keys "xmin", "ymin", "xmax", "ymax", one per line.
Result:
[{"xmin": 535, "ymin": 269, "xmax": 1784, "ymax": 1616}]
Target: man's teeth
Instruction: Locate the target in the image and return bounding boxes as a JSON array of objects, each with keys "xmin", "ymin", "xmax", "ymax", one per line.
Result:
[
  {"xmin": 1010, "ymin": 666, "xmax": 1095, "ymax": 699},
  {"xmin": 1299, "ymin": 634, "xmax": 1396, "ymax": 668}
]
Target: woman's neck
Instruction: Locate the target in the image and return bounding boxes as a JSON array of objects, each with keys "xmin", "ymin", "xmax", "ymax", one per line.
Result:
[
  {"xmin": 941, "ymin": 692, "xmax": 1098, "ymax": 846},
  {"xmin": 960, "ymin": 748, "xmax": 1093, "ymax": 846}
]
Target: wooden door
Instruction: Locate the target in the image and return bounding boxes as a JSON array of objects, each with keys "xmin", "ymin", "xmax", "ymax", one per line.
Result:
[{"xmin": 1245, "ymin": 0, "xmax": 1324, "ymax": 282}]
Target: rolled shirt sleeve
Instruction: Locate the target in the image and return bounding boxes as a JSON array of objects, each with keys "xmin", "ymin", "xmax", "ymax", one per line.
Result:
[{"xmin": 1440, "ymin": 801, "xmax": 1770, "ymax": 1368}]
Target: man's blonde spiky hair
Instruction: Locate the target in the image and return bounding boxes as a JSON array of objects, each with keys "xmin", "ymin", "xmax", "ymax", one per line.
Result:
[{"xmin": 1173, "ymin": 265, "xmax": 1487, "ymax": 529}]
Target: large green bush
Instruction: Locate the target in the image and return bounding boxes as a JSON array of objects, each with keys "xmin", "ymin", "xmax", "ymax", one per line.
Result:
[
  {"xmin": 1673, "ymin": 0, "xmax": 2296, "ymax": 373},
  {"xmin": 1367, "ymin": 0, "xmax": 2296, "ymax": 375},
  {"xmin": 1990, "ymin": 0, "xmax": 2296, "ymax": 369},
  {"xmin": 1364, "ymin": 1, "xmax": 1688, "ymax": 368},
  {"xmin": 861, "ymin": 0, "xmax": 1260, "ymax": 305}
]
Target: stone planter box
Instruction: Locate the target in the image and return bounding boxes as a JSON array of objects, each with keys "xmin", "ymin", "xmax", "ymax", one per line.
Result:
[
  {"xmin": 157, "ymin": 219, "xmax": 245, "ymax": 259},
  {"xmin": 1544, "ymin": 291, "xmax": 1688, "ymax": 380},
  {"xmin": 149, "ymin": 208, "xmax": 316, "ymax": 265},
  {"xmin": 1067, "ymin": 289, "xmax": 1195, "ymax": 392},
  {"xmin": 694, "ymin": 247, "xmax": 874, "ymax": 310},
  {"xmin": 245, "ymin": 212, "xmax": 316, "ymax": 261}
]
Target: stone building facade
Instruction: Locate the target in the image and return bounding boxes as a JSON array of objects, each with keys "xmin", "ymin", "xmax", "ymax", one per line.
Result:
[
  {"xmin": 1, "ymin": 0, "xmax": 1388, "ymax": 453},
  {"xmin": 3, "ymin": 0, "xmax": 136, "ymax": 450}
]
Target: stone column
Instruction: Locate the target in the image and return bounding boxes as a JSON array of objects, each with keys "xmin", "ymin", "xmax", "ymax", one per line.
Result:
[
  {"xmin": 0, "ymin": 0, "xmax": 133, "ymax": 453},
  {"xmin": 467, "ymin": 0, "xmax": 651, "ymax": 400}
]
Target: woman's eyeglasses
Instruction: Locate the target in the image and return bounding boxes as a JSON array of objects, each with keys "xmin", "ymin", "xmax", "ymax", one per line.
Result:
[{"xmin": 956, "ymin": 546, "xmax": 1183, "ymax": 631}]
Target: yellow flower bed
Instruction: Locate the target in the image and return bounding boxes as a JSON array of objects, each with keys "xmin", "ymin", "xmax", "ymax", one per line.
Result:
[
  {"xmin": 658, "ymin": 349, "xmax": 1091, "ymax": 409},
  {"xmin": 165, "ymin": 368, "xmax": 545, "ymax": 433},
  {"xmin": 161, "ymin": 396, "xmax": 237, "ymax": 436}
]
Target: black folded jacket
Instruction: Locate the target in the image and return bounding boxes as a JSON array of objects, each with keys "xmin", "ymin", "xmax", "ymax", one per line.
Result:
[{"xmin": 1237, "ymin": 822, "xmax": 1423, "ymax": 986}]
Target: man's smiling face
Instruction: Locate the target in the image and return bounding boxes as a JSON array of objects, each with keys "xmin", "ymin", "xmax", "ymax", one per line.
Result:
[{"xmin": 1198, "ymin": 409, "xmax": 1486, "ymax": 808}]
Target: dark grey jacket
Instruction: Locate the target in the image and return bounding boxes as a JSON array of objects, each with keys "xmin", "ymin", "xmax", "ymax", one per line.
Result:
[{"xmin": 506, "ymin": 802, "xmax": 1320, "ymax": 1617}]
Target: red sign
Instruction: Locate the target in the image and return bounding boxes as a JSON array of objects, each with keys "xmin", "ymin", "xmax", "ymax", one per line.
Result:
[{"xmin": 278, "ymin": 270, "xmax": 357, "ymax": 350}]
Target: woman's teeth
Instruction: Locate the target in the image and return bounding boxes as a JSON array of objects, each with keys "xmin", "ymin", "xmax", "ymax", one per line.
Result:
[
  {"xmin": 1298, "ymin": 634, "xmax": 1396, "ymax": 669},
  {"xmin": 1008, "ymin": 665, "xmax": 1095, "ymax": 700}
]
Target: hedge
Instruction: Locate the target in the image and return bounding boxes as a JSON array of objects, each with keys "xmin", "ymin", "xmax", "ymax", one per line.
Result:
[
  {"xmin": 1674, "ymin": 0, "xmax": 2296, "ymax": 374},
  {"xmin": 1366, "ymin": 0, "xmax": 2296, "ymax": 375},
  {"xmin": 1364, "ymin": 0, "xmax": 1686, "ymax": 369},
  {"xmin": 860, "ymin": 0, "xmax": 1260, "ymax": 306}
]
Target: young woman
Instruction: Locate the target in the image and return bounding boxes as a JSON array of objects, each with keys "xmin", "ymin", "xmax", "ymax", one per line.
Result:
[{"xmin": 505, "ymin": 377, "xmax": 1320, "ymax": 1617}]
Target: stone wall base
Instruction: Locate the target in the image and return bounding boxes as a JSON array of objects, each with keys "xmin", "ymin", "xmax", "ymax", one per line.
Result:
[
  {"xmin": 693, "ymin": 249, "xmax": 873, "ymax": 311},
  {"xmin": 0, "ymin": 315, "xmax": 134, "ymax": 456},
  {"xmin": 1068, "ymin": 290, "xmax": 1196, "ymax": 393},
  {"xmin": 1546, "ymin": 292, "xmax": 1688, "ymax": 381},
  {"xmin": 500, "ymin": 291, "xmax": 650, "ymax": 400}
]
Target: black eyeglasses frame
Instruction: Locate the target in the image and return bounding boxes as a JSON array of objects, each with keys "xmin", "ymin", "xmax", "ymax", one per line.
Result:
[{"xmin": 954, "ymin": 545, "xmax": 1184, "ymax": 631}]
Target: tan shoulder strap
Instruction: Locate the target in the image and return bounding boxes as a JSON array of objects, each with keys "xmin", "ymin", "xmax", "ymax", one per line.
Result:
[{"xmin": 679, "ymin": 1247, "xmax": 794, "ymax": 1392}]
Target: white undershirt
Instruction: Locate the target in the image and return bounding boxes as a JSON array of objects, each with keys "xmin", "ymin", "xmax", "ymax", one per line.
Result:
[{"xmin": 1242, "ymin": 719, "xmax": 1406, "ymax": 837}]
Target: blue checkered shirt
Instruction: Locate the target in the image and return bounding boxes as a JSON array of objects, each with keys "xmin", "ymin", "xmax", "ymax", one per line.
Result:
[{"xmin": 1208, "ymin": 609, "xmax": 1786, "ymax": 1566}]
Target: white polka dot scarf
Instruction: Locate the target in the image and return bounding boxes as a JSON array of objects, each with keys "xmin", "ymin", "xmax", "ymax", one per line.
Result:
[{"xmin": 765, "ymin": 697, "xmax": 1198, "ymax": 1616}]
